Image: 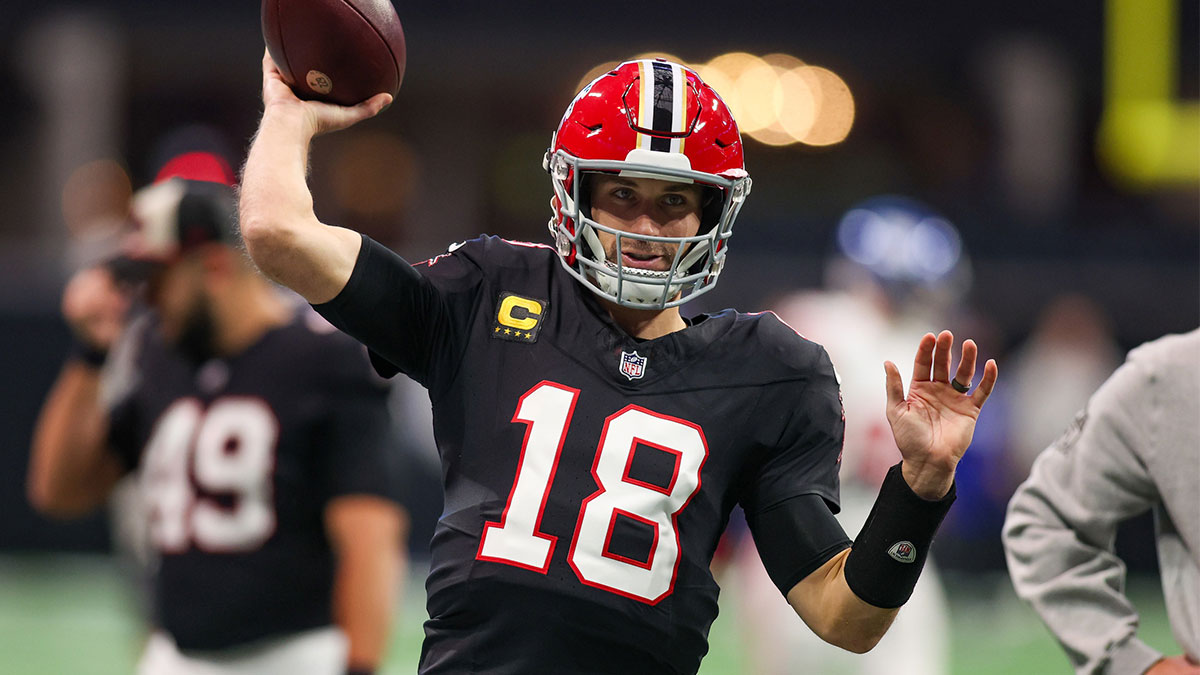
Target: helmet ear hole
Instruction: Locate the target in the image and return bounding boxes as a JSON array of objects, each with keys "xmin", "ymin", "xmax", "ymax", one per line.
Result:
[
  {"xmin": 578, "ymin": 172, "xmax": 596, "ymax": 222},
  {"xmin": 700, "ymin": 185, "xmax": 724, "ymax": 231}
]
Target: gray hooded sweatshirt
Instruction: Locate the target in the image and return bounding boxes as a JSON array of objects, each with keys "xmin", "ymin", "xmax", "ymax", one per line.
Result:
[{"xmin": 1004, "ymin": 328, "xmax": 1199, "ymax": 674}]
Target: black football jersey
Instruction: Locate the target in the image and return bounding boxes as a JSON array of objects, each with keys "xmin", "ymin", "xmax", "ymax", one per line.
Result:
[
  {"xmin": 106, "ymin": 308, "xmax": 403, "ymax": 651},
  {"xmin": 316, "ymin": 236, "xmax": 847, "ymax": 675}
]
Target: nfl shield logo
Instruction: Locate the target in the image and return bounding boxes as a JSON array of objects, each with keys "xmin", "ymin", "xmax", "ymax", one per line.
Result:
[{"xmin": 619, "ymin": 351, "xmax": 647, "ymax": 380}]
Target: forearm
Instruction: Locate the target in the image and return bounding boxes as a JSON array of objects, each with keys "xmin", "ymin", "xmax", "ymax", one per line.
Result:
[
  {"xmin": 1002, "ymin": 368, "xmax": 1165, "ymax": 675},
  {"xmin": 327, "ymin": 497, "xmax": 407, "ymax": 671},
  {"xmin": 1004, "ymin": 482, "xmax": 1160, "ymax": 674},
  {"xmin": 333, "ymin": 547, "xmax": 401, "ymax": 669},
  {"xmin": 788, "ymin": 548, "xmax": 898, "ymax": 653},
  {"xmin": 785, "ymin": 463, "xmax": 956, "ymax": 655},
  {"xmin": 28, "ymin": 362, "xmax": 123, "ymax": 516},
  {"xmin": 240, "ymin": 107, "xmax": 360, "ymax": 303}
]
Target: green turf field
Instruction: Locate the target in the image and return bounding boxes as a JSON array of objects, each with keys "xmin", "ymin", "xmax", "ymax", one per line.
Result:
[{"xmin": 0, "ymin": 554, "xmax": 1181, "ymax": 674}]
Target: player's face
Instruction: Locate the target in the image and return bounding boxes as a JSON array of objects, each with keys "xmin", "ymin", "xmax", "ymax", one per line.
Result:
[
  {"xmin": 588, "ymin": 175, "xmax": 704, "ymax": 272},
  {"xmin": 149, "ymin": 256, "xmax": 215, "ymax": 359}
]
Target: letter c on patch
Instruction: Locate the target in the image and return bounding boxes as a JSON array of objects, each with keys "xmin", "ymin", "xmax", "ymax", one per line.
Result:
[{"xmin": 498, "ymin": 295, "xmax": 543, "ymax": 330}]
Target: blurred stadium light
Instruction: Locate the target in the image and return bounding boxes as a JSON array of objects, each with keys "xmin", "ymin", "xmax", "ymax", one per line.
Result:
[
  {"xmin": 575, "ymin": 51, "xmax": 856, "ymax": 148},
  {"xmin": 696, "ymin": 52, "xmax": 856, "ymax": 147},
  {"xmin": 792, "ymin": 66, "xmax": 855, "ymax": 146}
]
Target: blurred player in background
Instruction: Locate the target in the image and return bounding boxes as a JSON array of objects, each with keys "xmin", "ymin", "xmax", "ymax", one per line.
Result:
[
  {"xmin": 1004, "ymin": 328, "xmax": 1200, "ymax": 675},
  {"xmin": 27, "ymin": 160, "xmax": 408, "ymax": 675},
  {"xmin": 239, "ymin": 54, "xmax": 998, "ymax": 674},
  {"xmin": 720, "ymin": 196, "xmax": 969, "ymax": 675},
  {"xmin": 1003, "ymin": 293, "xmax": 1120, "ymax": 482}
]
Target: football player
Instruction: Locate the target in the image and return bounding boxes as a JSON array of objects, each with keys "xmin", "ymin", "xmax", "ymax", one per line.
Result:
[
  {"xmin": 240, "ymin": 54, "xmax": 999, "ymax": 674},
  {"xmin": 28, "ymin": 169, "xmax": 408, "ymax": 675}
]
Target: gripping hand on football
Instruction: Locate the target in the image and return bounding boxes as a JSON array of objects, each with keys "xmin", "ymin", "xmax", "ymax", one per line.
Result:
[
  {"xmin": 260, "ymin": 50, "xmax": 391, "ymax": 138},
  {"xmin": 883, "ymin": 330, "xmax": 998, "ymax": 500}
]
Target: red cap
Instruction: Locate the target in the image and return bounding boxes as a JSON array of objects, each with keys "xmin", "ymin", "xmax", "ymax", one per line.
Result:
[{"xmin": 153, "ymin": 151, "xmax": 236, "ymax": 186}]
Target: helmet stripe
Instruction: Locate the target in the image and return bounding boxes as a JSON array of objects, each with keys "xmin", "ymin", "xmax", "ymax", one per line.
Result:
[
  {"xmin": 649, "ymin": 61, "xmax": 674, "ymax": 152},
  {"xmin": 671, "ymin": 62, "xmax": 686, "ymax": 155},
  {"xmin": 636, "ymin": 59, "xmax": 689, "ymax": 154},
  {"xmin": 636, "ymin": 61, "xmax": 654, "ymax": 152}
]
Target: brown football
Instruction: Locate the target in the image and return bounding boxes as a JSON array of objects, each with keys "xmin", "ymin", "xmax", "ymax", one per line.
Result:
[{"xmin": 261, "ymin": 0, "xmax": 406, "ymax": 106}]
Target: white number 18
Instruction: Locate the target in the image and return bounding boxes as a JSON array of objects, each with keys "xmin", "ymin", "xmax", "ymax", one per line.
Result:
[{"xmin": 477, "ymin": 381, "xmax": 708, "ymax": 604}]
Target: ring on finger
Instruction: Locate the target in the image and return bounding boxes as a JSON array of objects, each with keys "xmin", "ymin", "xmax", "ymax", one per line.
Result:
[{"xmin": 951, "ymin": 379, "xmax": 971, "ymax": 394}]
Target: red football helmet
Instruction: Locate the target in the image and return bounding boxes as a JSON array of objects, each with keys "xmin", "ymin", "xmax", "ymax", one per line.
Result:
[{"xmin": 545, "ymin": 59, "xmax": 752, "ymax": 309}]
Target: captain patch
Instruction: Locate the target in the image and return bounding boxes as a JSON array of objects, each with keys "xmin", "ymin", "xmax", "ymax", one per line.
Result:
[{"xmin": 492, "ymin": 292, "xmax": 548, "ymax": 343}]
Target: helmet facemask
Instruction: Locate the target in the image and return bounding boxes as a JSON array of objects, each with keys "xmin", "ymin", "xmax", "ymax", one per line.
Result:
[{"xmin": 546, "ymin": 150, "xmax": 751, "ymax": 310}]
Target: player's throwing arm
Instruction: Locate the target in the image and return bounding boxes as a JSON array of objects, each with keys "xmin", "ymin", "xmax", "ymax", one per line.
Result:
[{"xmin": 240, "ymin": 51, "xmax": 392, "ymax": 304}]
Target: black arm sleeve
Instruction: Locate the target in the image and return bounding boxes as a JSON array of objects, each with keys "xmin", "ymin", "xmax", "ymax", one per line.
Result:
[
  {"xmin": 746, "ymin": 493, "xmax": 852, "ymax": 595},
  {"xmin": 312, "ymin": 235, "xmax": 468, "ymax": 386}
]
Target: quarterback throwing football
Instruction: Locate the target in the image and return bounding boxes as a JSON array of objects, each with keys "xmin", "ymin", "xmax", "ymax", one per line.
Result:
[{"xmin": 241, "ymin": 52, "xmax": 998, "ymax": 674}]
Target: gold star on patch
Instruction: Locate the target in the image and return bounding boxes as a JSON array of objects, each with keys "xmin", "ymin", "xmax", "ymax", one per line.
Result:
[{"xmin": 504, "ymin": 328, "xmax": 512, "ymax": 335}]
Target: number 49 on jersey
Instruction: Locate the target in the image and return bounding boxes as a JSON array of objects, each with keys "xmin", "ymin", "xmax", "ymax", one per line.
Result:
[{"xmin": 142, "ymin": 397, "xmax": 278, "ymax": 553}]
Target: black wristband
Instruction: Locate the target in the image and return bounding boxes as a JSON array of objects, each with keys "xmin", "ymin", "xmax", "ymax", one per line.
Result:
[
  {"xmin": 346, "ymin": 668, "xmax": 374, "ymax": 675},
  {"xmin": 69, "ymin": 338, "xmax": 109, "ymax": 368},
  {"xmin": 843, "ymin": 462, "xmax": 955, "ymax": 609}
]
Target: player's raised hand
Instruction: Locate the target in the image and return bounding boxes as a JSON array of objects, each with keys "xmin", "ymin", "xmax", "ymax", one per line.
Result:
[
  {"xmin": 61, "ymin": 265, "xmax": 131, "ymax": 353},
  {"xmin": 883, "ymin": 330, "xmax": 998, "ymax": 499},
  {"xmin": 260, "ymin": 50, "xmax": 391, "ymax": 138}
]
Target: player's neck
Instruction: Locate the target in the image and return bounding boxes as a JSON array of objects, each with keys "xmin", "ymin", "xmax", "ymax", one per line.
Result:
[
  {"xmin": 604, "ymin": 301, "xmax": 688, "ymax": 340},
  {"xmin": 211, "ymin": 278, "xmax": 292, "ymax": 356}
]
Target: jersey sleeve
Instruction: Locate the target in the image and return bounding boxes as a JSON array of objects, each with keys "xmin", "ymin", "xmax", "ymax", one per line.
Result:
[
  {"xmin": 740, "ymin": 338, "xmax": 846, "ymax": 515},
  {"xmin": 747, "ymin": 493, "xmax": 852, "ymax": 594},
  {"xmin": 737, "ymin": 331, "xmax": 850, "ymax": 593},
  {"xmin": 312, "ymin": 337, "xmax": 406, "ymax": 504},
  {"xmin": 312, "ymin": 234, "xmax": 485, "ymax": 389}
]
